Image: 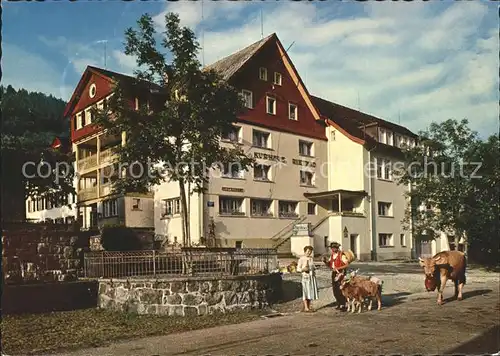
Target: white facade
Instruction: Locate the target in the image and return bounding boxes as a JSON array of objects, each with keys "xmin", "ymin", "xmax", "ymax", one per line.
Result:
[{"xmin": 26, "ymin": 193, "xmax": 77, "ymax": 223}]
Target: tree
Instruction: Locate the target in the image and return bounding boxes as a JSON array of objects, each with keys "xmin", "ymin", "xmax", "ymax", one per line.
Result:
[
  {"xmin": 1, "ymin": 85, "xmax": 75, "ymax": 222},
  {"xmin": 94, "ymin": 13, "xmax": 254, "ymax": 246},
  {"xmin": 463, "ymin": 135, "xmax": 500, "ymax": 265},
  {"xmin": 396, "ymin": 119, "xmax": 480, "ymax": 249}
]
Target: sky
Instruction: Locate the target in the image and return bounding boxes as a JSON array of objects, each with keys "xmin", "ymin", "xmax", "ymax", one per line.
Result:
[{"xmin": 3, "ymin": 1, "xmax": 498, "ymax": 139}]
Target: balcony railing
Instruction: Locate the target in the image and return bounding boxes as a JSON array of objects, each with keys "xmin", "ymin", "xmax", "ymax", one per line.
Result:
[
  {"xmin": 78, "ymin": 187, "xmax": 97, "ymax": 201},
  {"xmin": 78, "ymin": 155, "xmax": 97, "ymax": 171},
  {"xmin": 99, "ymin": 148, "xmax": 117, "ymax": 165},
  {"xmin": 99, "ymin": 183, "xmax": 112, "ymax": 197}
]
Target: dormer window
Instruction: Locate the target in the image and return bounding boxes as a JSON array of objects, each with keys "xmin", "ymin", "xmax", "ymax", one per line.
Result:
[
  {"xmin": 259, "ymin": 67, "xmax": 268, "ymax": 81},
  {"xmin": 273, "ymin": 72, "xmax": 282, "ymax": 86},
  {"xmin": 289, "ymin": 103, "xmax": 298, "ymax": 120},
  {"xmin": 386, "ymin": 131, "xmax": 393, "ymax": 146},
  {"xmin": 241, "ymin": 90, "xmax": 253, "ymax": 109},
  {"xmin": 266, "ymin": 96, "xmax": 276, "ymax": 115}
]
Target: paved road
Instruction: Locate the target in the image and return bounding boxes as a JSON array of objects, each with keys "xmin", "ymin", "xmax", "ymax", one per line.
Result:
[{"xmin": 57, "ymin": 264, "xmax": 500, "ymax": 356}]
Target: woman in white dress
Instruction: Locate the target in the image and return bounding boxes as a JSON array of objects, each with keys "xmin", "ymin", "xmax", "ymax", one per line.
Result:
[{"xmin": 297, "ymin": 245, "xmax": 319, "ymax": 312}]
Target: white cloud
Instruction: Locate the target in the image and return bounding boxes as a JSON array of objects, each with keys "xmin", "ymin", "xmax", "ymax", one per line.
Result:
[
  {"xmin": 159, "ymin": 0, "xmax": 496, "ymax": 138},
  {"xmin": 2, "ymin": 42, "xmax": 73, "ymax": 101},
  {"xmin": 5, "ymin": 1, "xmax": 496, "ymax": 139}
]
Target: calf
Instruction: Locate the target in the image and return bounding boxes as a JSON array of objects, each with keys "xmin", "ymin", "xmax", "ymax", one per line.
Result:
[
  {"xmin": 419, "ymin": 250, "xmax": 467, "ymax": 305},
  {"xmin": 340, "ymin": 278, "xmax": 383, "ymax": 313}
]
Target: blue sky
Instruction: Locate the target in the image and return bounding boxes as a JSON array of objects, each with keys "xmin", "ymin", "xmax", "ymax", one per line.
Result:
[{"xmin": 3, "ymin": 1, "xmax": 498, "ymax": 138}]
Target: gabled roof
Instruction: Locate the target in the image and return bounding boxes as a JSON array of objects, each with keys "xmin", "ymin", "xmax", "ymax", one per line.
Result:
[
  {"xmin": 203, "ymin": 33, "xmax": 276, "ymax": 80},
  {"xmin": 51, "ymin": 136, "xmax": 71, "ymax": 153},
  {"xmin": 63, "ymin": 66, "xmax": 162, "ymax": 117}
]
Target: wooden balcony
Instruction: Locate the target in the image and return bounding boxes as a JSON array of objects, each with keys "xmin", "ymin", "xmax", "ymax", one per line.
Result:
[
  {"xmin": 78, "ymin": 187, "xmax": 97, "ymax": 201},
  {"xmin": 99, "ymin": 183, "xmax": 113, "ymax": 197},
  {"xmin": 78, "ymin": 155, "xmax": 97, "ymax": 172},
  {"xmin": 99, "ymin": 148, "xmax": 117, "ymax": 165}
]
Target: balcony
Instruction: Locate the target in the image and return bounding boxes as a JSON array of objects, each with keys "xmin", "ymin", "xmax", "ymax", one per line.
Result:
[
  {"xmin": 99, "ymin": 183, "xmax": 113, "ymax": 197},
  {"xmin": 78, "ymin": 155, "xmax": 97, "ymax": 172},
  {"xmin": 78, "ymin": 187, "xmax": 97, "ymax": 201},
  {"xmin": 99, "ymin": 148, "xmax": 117, "ymax": 165}
]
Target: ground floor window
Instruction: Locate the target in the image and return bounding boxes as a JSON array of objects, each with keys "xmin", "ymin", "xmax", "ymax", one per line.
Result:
[
  {"xmin": 307, "ymin": 203, "xmax": 316, "ymax": 215},
  {"xmin": 250, "ymin": 199, "xmax": 272, "ymax": 217},
  {"xmin": 103, "ymin": 199, "xmax": 118, "ymax": 217},
  {"xmin": 235, "ymin": 241, "xmax": 243, "ymax": 249},
  {"xmin": 219, "ymin": 197, "xmax": 245, "ymax": 216},
  {"xmin": 400, "ymin": 233, "xmax": 406, "ymax": 247},
  {"xmin": 378, "ymin": 233, "xmax": 393, "ymax": 247},
  {"xmin": 162, "ymin": 197, "xmax": 181, "ymax": 216},
  {"xmin": 278, "ymin": 201, "xmax": 298, "ymax": 218}
]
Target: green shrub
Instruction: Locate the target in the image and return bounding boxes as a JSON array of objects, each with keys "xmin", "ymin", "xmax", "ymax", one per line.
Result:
[{"xmin": 100, "ymin": 225, "xmax": 142, "ymax": 251}]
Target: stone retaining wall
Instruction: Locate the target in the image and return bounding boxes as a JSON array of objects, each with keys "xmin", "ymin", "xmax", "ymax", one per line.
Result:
[
  {"xmin": 2, "ymin": 222, "xmax": 90, "ymax": 283},
  {"xmin": 98, "ymin": 273, "xmax": 282, "ymax": 316}
]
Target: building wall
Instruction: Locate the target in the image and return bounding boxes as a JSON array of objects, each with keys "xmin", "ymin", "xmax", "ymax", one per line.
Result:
[
  {"xmin": 371, "ymin": 151, "xmax": 412, "ymax": 260},
  {"xmin": 26, "ymin": 201, "xmax": 77, "ymax": 223},
  {"xmin": 154, "ymin": 179, "xmax": 202, "ymax": 245},
  {"xmin": 206, "ymin": 122, "xmax": 328, "ymax": 247},
  {"xmin": 326, "ymin": 126, "xmax": 366, "ymax": 191}
]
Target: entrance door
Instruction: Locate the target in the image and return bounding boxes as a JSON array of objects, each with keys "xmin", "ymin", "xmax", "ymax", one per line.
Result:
[{"xmin": 350, "ymin": 234, "xmax": 359, "ymax": 259}]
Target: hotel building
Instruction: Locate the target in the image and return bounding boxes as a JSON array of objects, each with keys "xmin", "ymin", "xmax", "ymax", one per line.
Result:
[{"xmin": 30, "ymin": 33, "xmax": 452, "ymax": 260}]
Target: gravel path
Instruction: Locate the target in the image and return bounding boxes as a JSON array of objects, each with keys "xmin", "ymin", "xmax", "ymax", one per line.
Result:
[{"xmin": 274, "ymin": 261, "xmax": 500, "ymax": 313}]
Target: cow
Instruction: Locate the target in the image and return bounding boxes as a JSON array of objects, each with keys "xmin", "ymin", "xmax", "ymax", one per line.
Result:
[{"xmin": 418, "ymin": 250, "xmax": 467, "ymax": 305}]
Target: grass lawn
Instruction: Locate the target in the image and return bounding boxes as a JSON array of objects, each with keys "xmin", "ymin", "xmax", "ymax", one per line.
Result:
[{"xmin": 1, "ymin": 308, "xmax": 267, "ymax": 355}]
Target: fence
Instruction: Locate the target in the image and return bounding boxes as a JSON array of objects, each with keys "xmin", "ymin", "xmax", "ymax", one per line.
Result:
[{"xmin": 83, "ymin": 248, "xmax": 279, "ymax": 279}]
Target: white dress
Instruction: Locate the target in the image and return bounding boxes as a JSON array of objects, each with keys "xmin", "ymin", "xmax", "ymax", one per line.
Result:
[{"xmin": 297, "ymin": 255, "xmax": 319, "ymax": 301}]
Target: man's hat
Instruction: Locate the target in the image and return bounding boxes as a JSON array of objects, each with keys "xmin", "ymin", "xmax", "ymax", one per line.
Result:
[{"xmin": 330, "ymin": 242, "xmax": 341, "ymax": 248}]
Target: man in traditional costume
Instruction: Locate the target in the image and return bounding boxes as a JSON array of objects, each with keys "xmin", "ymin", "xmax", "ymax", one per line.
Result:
[{"xmin": 323, "ymin": 242, "xmax": 353, "ymax": 311}]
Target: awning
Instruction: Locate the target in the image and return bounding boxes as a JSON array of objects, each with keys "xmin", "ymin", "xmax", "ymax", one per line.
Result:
[{"xmin": 304, "ymin": 189, "xmax": 368, "ymax": 199}]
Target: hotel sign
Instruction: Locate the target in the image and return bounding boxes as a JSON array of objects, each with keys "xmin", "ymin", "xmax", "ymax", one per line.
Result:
[
  {"xmin": 292, "ymin": 223, "xmax": 313, "ymax": 236},
  {"xmin": 292, "ymin": 159, "xmax": 316, "ymax": 168},
  {"xmin": 221, "ymin": 187, "xmax": 244, "ymax": 193},
  {"xmin": 253, "ymin": 152, "xmax": 287, "ymax": 163}
]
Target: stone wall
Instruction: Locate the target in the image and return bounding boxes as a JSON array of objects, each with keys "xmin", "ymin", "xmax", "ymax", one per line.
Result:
[
  {"xmin": 2, "ymin": 222, "xmax": 90, "ymax": 283},
  {"xmin": 98, "ymin": 273, "xmax": 282, "ymax": 316}
]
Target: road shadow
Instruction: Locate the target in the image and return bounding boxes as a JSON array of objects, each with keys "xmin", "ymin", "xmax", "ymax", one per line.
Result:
[
  {"xmin": 381, "ymin": 292, "xmax": 412, "ymax": 307},
  {"xmin": 444, "ymin": 324, "xmax": 500, "ymax": 355},
  {"xmin": 280, "ymin": 280, "xmax": 302, "ymax": 303},
  {"xmin": 443, "ymin": 289, "xmax": 493, "ymax": 303}
]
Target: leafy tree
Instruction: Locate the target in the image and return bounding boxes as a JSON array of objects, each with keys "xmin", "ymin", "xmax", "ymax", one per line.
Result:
[
  {"xmin": 396, "ymin": 119, "xmax": 480, "ymax": 249},
  {"xmin": 100, "ymin": 225, "xmax": 142, "ymax": 251},
  {"xmin": 463, "ymin": 135, "xmax": 500, "ymax": 265},
  {"xmin": 94, "ymin": 13, "xmax": 254, "ymax": 246},
  {"xmin": 1, "ymin": 85, "xmax": 75, "ymax": 222}
]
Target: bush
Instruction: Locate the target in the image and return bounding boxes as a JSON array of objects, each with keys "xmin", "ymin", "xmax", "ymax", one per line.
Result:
[{"xmin": 100, "ymin": 225, "xmax": 142, "ymax": 251}]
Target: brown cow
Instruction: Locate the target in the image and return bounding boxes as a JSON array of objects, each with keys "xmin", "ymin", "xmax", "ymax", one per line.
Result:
[{"xmin": 419, "ymin": 250, "xmax": 467, "ymax": 305}]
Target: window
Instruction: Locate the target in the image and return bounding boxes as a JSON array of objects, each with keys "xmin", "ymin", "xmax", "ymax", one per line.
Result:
[
  {"xmin": 400, "ymin": 234, "xmax": 406, "ymax": 247},
  {"xmin": 163, "ymin": 197, "xmax": 181, "ymax": 216},
  {"xmin": 378, "ymin": 233, "xmax": 393, "ymax": 247},
  {"xmin": 378, "ymin": 128, "xmax": 386, "ymax": 144},
  {"xmin": 132, "ymin": 198, "xmax": 141, "ymax": 210},
  {"xmin": 376, "ymin": 158, "xmax": 392, "ymax": 180},
  {"xmin": 259, "ymin": 67, "xmax": 267, "ymax": 81},
  {"xmin": 241, "ymin": 90, "xmax": 253, "ymax": 109},
  {"xmin": 278, "ymin": 201, "xmax": 298, "ymax": 218},
  {"xmin": 300, "ymin": 170, "xmax": 314, "ymax": 186},
  {"xmin": 266, "ymin": 96, "xmax": 276, "ymax": 115},
  {"xmin": 395, "ymin": 135, "xmax": 403, "ymax": 148},
  {"xmin": 222, "ymin": 125, "xmax": 241, "ymax": 143},
  {"xmin": 235, "ymin": 241, "xmax": 243, "ymax": 249},
  {"xmin": 273, "ymin": 72, "xmax": 282, "ymax": 85},
  {"xmin": 386, "ymin": 131, "xmax": 393, "ymax": 146},
  {"xmin": 222, "ymin": 162, "xmax": 244, "ymax": 179},
  {"xmin": 378, "ymin": 202, "xmax": 392, "ymax": 216},
  {"xmin": 288, "ymin": 102, "xmax": 298, "ymax": 120},
  {"xmin": 324, "ymin": 236, "xmax": 329, "ymax": 248},
  {"xmin": 254, "ymin": 164, "xmax": 271, "ymax": 181},
  {"xmin": 299, "ymin": 140, "xmax": 313, "ymax": 156},
  {"xmin": 103, "ymin": 199, "xmax": 118, "ymax": 217},
  {"xmin": 81, "ymin": 112, "xmax": 87, "ymax": 127},
  {"xmin": 252, "ymin": 130, "xmax": 270, "ymax": 148},
  {"xmin": 307, "ymin": 203, "xmax": 316, "ymax": 215},
  {"xmin": 251, "ymin": 199, "xmax": 273, "ymax": 217},
  {"xmin": 409, "ymin": 138, "xmax": 416, "ymax": 148},
  {"xmin": 219, "ymin": 197, "xmax": 244, "ymax": 216}
]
